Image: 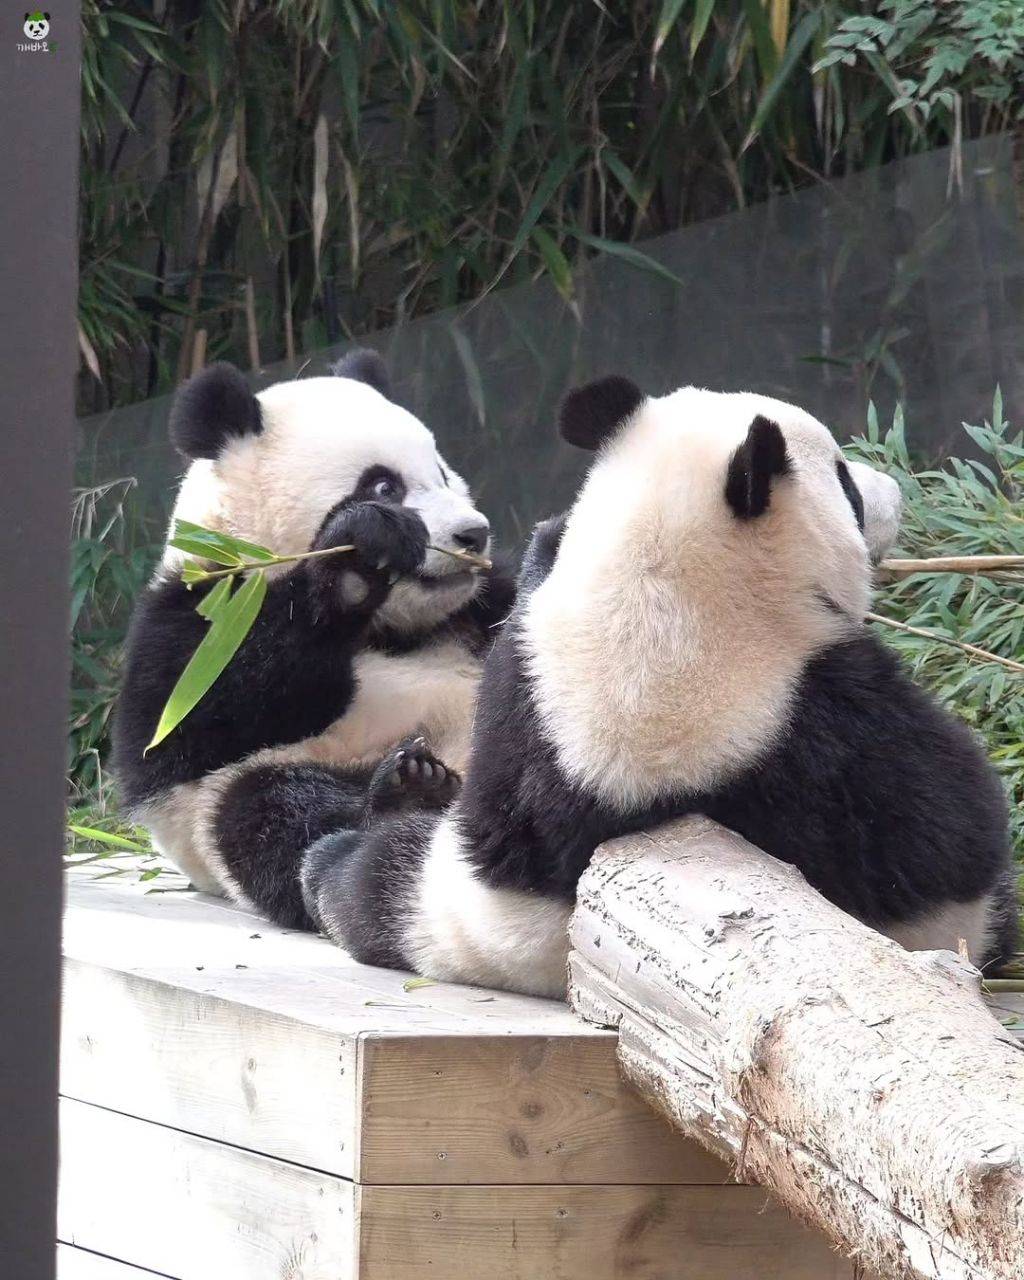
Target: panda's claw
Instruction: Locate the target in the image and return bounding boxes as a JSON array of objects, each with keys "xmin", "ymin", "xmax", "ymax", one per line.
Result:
[{"xmin": 365, "ymin": 737, "xmax": 461, "ymax": 820}]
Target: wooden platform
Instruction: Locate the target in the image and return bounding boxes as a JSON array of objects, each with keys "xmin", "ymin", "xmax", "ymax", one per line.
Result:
[{"xmin": 58, "ymin": 867, "xmax": 882, "ymax": 1279}]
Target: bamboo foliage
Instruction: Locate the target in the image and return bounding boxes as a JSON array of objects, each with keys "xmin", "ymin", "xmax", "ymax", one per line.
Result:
[{"xmin": 77, "ymin": 0, "xmax": 1018, "ymax": 413}]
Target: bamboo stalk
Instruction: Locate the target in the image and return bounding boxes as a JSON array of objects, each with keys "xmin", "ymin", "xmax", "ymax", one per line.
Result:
[
  {"xmin": 879, "ymin": 554, "xmax": 1024, "ymax": 578},
  {"xmin": 185, "ymin": 540, "xmax": 492, "ymax": 586},
  {"xmin": 865, "ymin": 612, "xmax": 1024, "ymax": 674}
]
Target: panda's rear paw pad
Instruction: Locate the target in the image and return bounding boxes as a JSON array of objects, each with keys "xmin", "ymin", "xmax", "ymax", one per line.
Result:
[{"xmin": 368, "ymin": 739, "xmax": 461, "ymax": 814}]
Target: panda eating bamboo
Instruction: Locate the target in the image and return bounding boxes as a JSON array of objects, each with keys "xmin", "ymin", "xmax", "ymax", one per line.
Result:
[{"xmin": 113, "ymin": 352, "xmax": 515, "ymax": 926}]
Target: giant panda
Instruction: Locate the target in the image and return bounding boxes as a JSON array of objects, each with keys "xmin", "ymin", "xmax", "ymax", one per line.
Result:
[
  {"xmin": 300, "ymin": 377, "xmax": 1017, "ymax": 997},
  {"xmin": 112, "ymin": 351, "xmax": 515, "ymax": 927}
]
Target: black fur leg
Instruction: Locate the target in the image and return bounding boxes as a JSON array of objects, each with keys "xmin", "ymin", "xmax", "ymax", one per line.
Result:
[
  {"xmin": 363, "ymin": 736, "xmax": 461, "ymax": 821},
  {"xmin": 214, "ymin": 760, "xmax": 375, "ymax": 928},
  {"xmin": 300, "ymin": 814, "xmax": 436, "ymax": 969}
]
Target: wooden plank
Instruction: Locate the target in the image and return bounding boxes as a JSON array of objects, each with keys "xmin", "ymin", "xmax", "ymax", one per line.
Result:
[
  {"xmin": 356, "ymin": 1034, "xmax": 727, "ymax": 1185},
  {"xmin": 58, "ymin": 1099, "xmax": 354, "ymax": 1280},
  {"xmin": 63, "ymin": 868, "xmax": 591, "ymax": 1037},
  {"xmin": 63, "ymin": 869, "xmax": 729, "ymax": 1189},
  {"xmin": 57, "ymin": 1244, "xmax": 177, "ymax": 1279},
  {"xmin": 61, "ymin": 960, "xmax": 357, "ymax": 1178},
  {"xmin": 356, "ymin": 1184, "xmax": 859, "ymax": 1280}
]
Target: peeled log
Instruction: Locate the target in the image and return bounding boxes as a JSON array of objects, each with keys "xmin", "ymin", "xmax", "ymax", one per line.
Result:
[{"xmin": 567, "ymin": 816, "xmax": 1024, "ymax": 1280}]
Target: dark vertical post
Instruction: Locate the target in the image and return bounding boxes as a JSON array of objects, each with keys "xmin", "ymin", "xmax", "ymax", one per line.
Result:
[{"xmin": 0, "ymin": 5, "xmax": 81, "ymax": 1278}]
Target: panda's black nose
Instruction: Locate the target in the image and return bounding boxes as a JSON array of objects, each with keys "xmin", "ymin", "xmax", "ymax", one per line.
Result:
[{"xmin": 452, "ymin": 520, "xmax": 490, "ymax": 555}]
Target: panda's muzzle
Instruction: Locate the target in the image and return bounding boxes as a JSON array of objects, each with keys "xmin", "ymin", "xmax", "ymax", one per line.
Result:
[{"xmin": 451, "ymin": 519, "xmax": 490, "ymax": 556}]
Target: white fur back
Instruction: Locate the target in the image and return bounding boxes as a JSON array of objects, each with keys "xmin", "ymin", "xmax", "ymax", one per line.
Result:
[{"xmin": 523, "ymin": 387, "xmax": 872, "ymax": 810}]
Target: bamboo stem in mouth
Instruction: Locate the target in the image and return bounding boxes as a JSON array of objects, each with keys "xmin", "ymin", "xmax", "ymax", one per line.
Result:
[{"xmin": 184, "ymin": 540, "xmax": 492, "ymax": 586}]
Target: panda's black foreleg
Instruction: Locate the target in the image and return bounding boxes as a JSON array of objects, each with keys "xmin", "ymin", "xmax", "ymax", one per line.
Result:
[{"xmin": 213, "ymin": 760, "xmax": 377, "ymax": 929}]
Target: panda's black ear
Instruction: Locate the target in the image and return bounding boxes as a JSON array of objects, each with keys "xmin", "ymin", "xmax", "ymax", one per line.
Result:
[
  {"xmin": 330, "ymin": 348, "xmax": 392, "ymax": 401},
  {"xmin": 725, "ymin": 415, "xmax": 790, "ymax": 520},
  {"xmin": 558, "ymin": 375, "xmax": 644, "ymax": 451},
  {"xmin": 169, "ymin": 363, "xmax": 262, "ymax": 461}
]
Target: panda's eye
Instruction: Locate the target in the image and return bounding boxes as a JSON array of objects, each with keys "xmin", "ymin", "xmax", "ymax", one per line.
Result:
[{"xmin": 372, "ymin": 477, "xmax": 398, "ymax": 499}]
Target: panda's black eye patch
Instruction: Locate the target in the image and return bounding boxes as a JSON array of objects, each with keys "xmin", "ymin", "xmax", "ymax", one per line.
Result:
[
  {"xmin": 836, "ymin": 460, "xmax": 865, "ymax": 531},
  {"xmin": 353, "ymin": 464, "xmax": 405, "ymax": 504}
]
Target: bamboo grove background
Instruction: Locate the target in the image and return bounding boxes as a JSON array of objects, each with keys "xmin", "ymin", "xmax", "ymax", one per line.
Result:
[
  {"xmin": 79, "ymin": 0, "xmax": 1024, "ymax": 414},
  {"xmin": 72, "ymin": 2, "xmax": 1024, "ymax": 893}
]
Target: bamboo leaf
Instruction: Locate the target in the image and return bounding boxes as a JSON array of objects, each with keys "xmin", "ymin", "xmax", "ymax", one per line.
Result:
[
  {"xmin": 145, "ymin": 569, "xmax": 267, "ymax": 753},
  {"xmin": 569, "ymin": 231, "xmax": 683, "ymax": 287},
  {"xmin": 740, "ymin": 0, "xmax": 779, "ymax": 80},
  {"xmin": 172, "ymin": 520, "xmax": 276, "ymax": 563},
  {"xmin": 68, "ymin": 825, "xmax": 150, "ymax": 852},
  {"xmin": 450, "ymin": 326, "xmax": 486, "ymax": 427},
  {"xmin": 510, "ymin": 148, "xmax": 583, "ymax": 259},
  {"xmin": 743, "ymin": 10, "xmax": 821, "ymax": 148},
  {"xmin": 602, "ymin": 151, "xmax": 646, "ymax": 211},
  {"xmin": 169, "ymin": 537, "xmax": 243, "ymax": 567},
  {"xmin": 196, "ymin": 575, "xmax": 234, "ymax": 620},
  {"xmin": 690, "ymin": 0, "xmax": 716, "ymax": 57},
  {"xmin": 78, "ymin": 322, "xmax": 101, "ymax": 381},
  {"xmin": 654, "ymin": 0, "xmax": 689, "ymax": 57},
  {"xmin": 531, "ymin": 226, "xmax": 574, "ymax": 302},
  {"xmin": 312, "ymin": 113, "xmax": 329, "ymax": 277}
]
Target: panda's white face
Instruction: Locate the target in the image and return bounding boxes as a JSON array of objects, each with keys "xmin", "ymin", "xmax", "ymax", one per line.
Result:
[
  {"xmin": 523, "ymin": 385, "xmax": 901, "ymax": 809},
  {"xmin": 165, "ymin": 374, "xmax": 489, "ymax": 631}
]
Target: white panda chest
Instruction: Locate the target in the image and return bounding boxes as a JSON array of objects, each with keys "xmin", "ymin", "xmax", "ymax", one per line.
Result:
[{"xmin": 300, "ymin": 638, "xmax": 483, "ymax": 774}]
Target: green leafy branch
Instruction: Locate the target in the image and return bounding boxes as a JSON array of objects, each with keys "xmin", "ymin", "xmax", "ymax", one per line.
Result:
[{"xmin": 146, "ymin": 520, "xmax": 490, "ymax": 753}]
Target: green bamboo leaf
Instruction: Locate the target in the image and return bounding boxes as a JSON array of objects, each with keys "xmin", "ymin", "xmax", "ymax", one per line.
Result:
[
  {"xmin": 196, "ymin": 575, "xmax": 234, "ymax": 620},
  {"xmin": 145, "ymin": 569, "xmax": 268, "ymax": 753},
  {"xmin": 402, "ymin": 976, "xmax": 437, "ymax": 991},
  {"xmin": 740, "ymin": 0, "xmax": 779, "ymax": 80},
  {"xmin": 104, "ymin": 12, "xmax": 165, "ymax": 34},
  {"xmin": 68, "ymin": 825, "xmax": 150, "ymax": 852},
  {"xmin": 450, "ymin": 326, "xmax": 486, "ymax": 428},
  {"xmin": 173, "ymin": 520, "xmax": 276, "ymax": 563},
  {"xmin": 495, "ymin": 56, "xmax": 531, "ymax": 182},
  {"xmin": 569, "ymin": 231, "xmax": 683, "ymax": 287},
  {"xmin": 182, "ymin": 563, "xmax": 212, "ymax": 586},
  {"xmin": 691, "ymin": 0, "xmax": 716, "ymax": 56},
  {"xmin": 169, "ymin": 536, "xmax": 243, "ymax": 567},
  {"xmin": 743, "ymin": 11, "xmax": 821, "ymax": 148},
  {"xmin": 654, "ymin": 0, "xmax": 689, "ymax": 56},
  {"xmin": 531, "ymin": 227, "xmax": 574, "ymax": 302},
  {"xmin": 602, "ymin": 151, "xmax": 645, "ymax": 210},
  {"xmin": 510, "ymin": 147, "xmax": 583, "ymax": 259}
]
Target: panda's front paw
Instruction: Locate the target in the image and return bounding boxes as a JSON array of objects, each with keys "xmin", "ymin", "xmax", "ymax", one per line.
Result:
[
  {"xmin": 309, "ymin": 500, "xmax": 428, "ymax": 612},
  {"xmin": 363, "ymin": 737, "xmax": 461, "ymax": 821}
]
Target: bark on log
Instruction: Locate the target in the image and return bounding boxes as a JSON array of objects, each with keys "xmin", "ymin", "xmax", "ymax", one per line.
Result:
[{"xmin": 567, "ymin": 816, "xmax": 1024, "ymax": 1280}]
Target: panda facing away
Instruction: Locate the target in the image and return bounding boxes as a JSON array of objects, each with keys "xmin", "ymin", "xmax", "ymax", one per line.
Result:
[
  {"xmin": 112, "ymin": 352, "xmax": 515, "ymax": 927},
  {"xmin": 302, "ymin": 376, "xmax": 1017, "ymax": 997}
]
